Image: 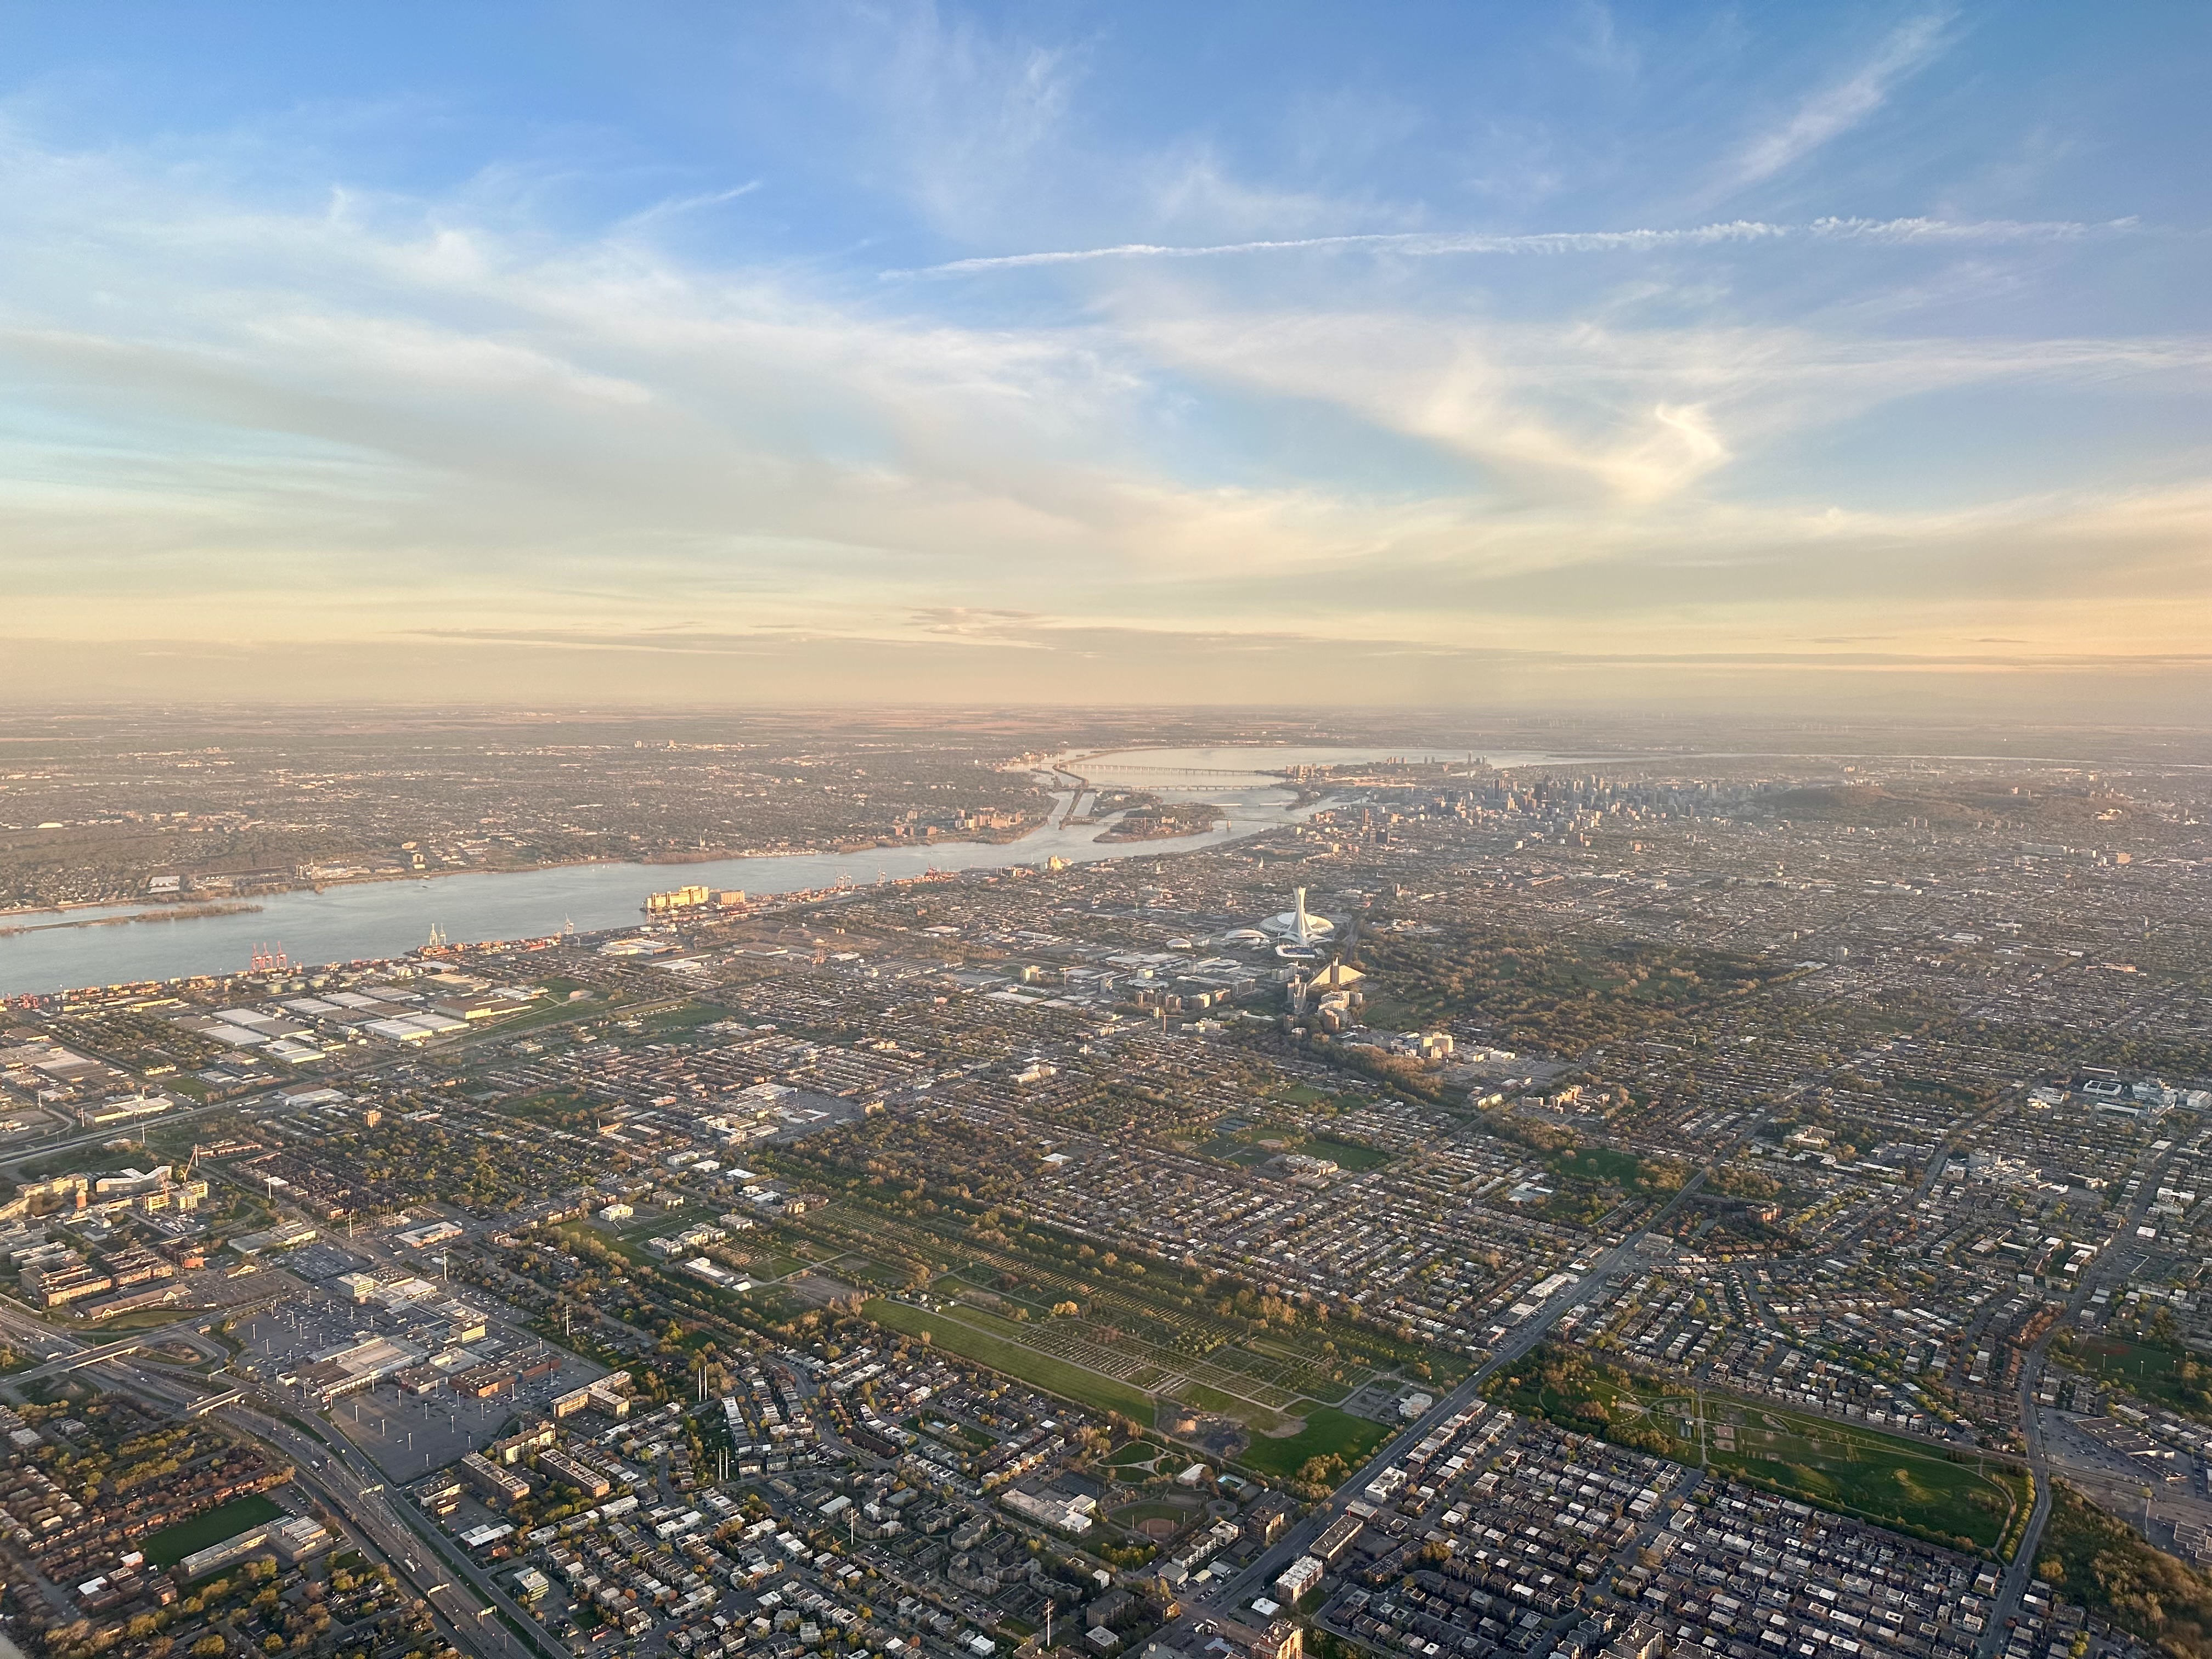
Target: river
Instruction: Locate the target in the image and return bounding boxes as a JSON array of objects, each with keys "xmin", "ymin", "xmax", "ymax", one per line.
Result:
[
  {"xmin": 0, "ymin": 777, "xmax": 1323, "ymax": 995},
  {"xmin": 0, "ymin": 742, "xmax": 1612, "ymax": 995}
]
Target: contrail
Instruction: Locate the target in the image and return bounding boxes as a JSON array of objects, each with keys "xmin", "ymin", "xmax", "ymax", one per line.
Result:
[{"xmin": 883, "ymin": 215, "xmax": 2134, "ymax": 279}]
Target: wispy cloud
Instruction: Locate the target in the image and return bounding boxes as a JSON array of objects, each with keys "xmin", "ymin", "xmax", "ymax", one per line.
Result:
[
  {"xmin": 614, "ymin": 180, "xmax": 763, "ymax": 231},
  {"xmin": 1711, "ymin": 12, "xmax": 1955, "ymax": 196},
  {"xmin": 886, "ymin": 215, "xmax": 2131, "ymax": 277}
]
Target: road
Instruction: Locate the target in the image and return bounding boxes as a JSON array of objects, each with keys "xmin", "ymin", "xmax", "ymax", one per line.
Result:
[
  {"xmin": 0, "ymin": 1290, "xmax": 529, "ymax": 1659},
  {"xmin": 1975, "ymin": 1131, "xmax": 2187, "ymax": 1657},
  {"xmin": 1977, "ymin": 1346, "xmax": 2057, "ymax": 1659},
  {"xmin": 1190, "ymin": 1175, "xmax": 1707, "ymax": 1623},
  {"xmin": 224, "ymin": 1397, "xmax": 556, "ymax": 1659},
  {"xmin": 3, "ymin": 1310, "xmax": 250, "ymax": 1384},
  {"xmin": 0, "ymin": 1097, "xmax": 233, "ymax": 1177}
]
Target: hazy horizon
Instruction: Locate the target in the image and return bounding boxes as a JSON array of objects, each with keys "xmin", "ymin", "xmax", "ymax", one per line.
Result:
[{"xmin": 2, "ymin": 3, "xmax": 2208, "ymax": 713}]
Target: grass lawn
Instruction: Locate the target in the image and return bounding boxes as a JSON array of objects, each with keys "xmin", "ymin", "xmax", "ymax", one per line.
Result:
[
  {"xmin": 639, "ymin": 1002, "xmax": 724, "ymax": 1034},
  {"xmin": 144, "ymin": 1494, "xmax": 286, "ymax": 1569},
  {"xmin": 1112, "ymin": 1499, "xmax": 1198, "ymax": 1524},
  {"xmin": 87, "ymin": 1306, "xmax": 207, "ymax": 1332},
  {"xmin": 556, "ymin": 1221, "xmax": 653, "ymax": 1268},
  {"xmin": 1235, "ymin": 1407, "xmax": 1392, "ymax": 1479},
  {"xmin": 1551, "ymin": 1147, "xmax": 1644, "ymax": 1184},
  {"xmin": 789, "ymin": 1192, "xmax": 1444, "ymax": 1397},
  {"xmin": 1305, "ymin": 1137, "xmax": 1393, "ymax": 1172},
  {"xmin": 2073, "ymin": 1334, "xmax": 2183, "ymax": 1394},
  {"xmin": 734, "ymin": 1250, "xmax": 809, "ymax": 1280},
  {"xmin": 865, "ymin": 1297, "xmax": 1155, "ymax": 1421},
  {"xmin": 1174, "ymin": 1381, "xmax": 1291, "ymax": 1434},
  {"xmin": 1195, "ymin": 1136, "xmax": 1272, "ymax": 1166},
  {"xmin": 1494, "ymin": 1350, "xmax": 2022, "ymax": 1555},
  {"xmin": 2058, "ymin": 1328, "xmax": 2212, "ymax": 1426},
  {"xmin": 1197, "ymin": 1131, "xmax": 1391, "ymax": 1173}
]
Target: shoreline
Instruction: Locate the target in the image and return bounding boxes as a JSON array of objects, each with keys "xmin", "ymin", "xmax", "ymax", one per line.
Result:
[
  {"xmin": 0, "ymin": 776, "xmax": 1335, "ymax": 998},
  {"xmin": 0, "ymin": 824, "xmax": 1057, "ymax": 925},
  {"xmin": 0, "ymin": 901, "xmax": 262, "ymax": 939}
]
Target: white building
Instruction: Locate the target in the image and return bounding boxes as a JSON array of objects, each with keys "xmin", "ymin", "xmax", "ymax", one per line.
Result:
[
  {"xmin": 1275, "ymin": 1555, "xmax": 1325, "ymax": 1603},
  {"xmin": 1259, "ymin": 888, "xmax": 1334, "ymax": 947}
]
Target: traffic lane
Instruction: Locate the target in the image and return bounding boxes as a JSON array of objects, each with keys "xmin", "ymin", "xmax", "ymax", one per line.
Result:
[
  {"xmin": 296, "ymin": 1417, "xmax": 557, "ymax": 1657},
  {"xmin": 65, "ymin": 1358, "xmax": 499, "ymax": 1659},
  {"xmin": 221, "ymin": 1405, "xmax": 507, "ymax": 1659}
]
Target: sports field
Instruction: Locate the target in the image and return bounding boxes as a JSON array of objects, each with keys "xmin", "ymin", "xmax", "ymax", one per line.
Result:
[
  {"xmin": 1234, "ymin": 1407, "xmax": 1394, "ymax": 1479},
  {"xmin": 144, "ymin": 1494, "xmax": 287, "ymax": 1569}
]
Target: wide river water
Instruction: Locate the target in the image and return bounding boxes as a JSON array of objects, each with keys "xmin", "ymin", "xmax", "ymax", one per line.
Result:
[{"xmin": 0, "ymin": 743, "xmax": 1587, "ymax": 996}]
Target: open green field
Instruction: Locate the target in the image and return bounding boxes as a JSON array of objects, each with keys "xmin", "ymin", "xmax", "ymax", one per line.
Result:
[
  {"xmin": 1552, "ymin": 1147, "xmax": 1643, "ymax": 1184},
  {"xmin": 789, "ymin": 1194, "xmax": 1440, "ymax": 1408},
  {"xmin": 1193, "ymin": 1127, "xmax": 1393, "ymax": 1173},
  {"xmin": 865, "ymin": 1297, "xmax": 1154, "ymax": 1420},
  {"xmin": 1235, "ymin": 1407, "xmax": 1393, "ymax": 1479},
  {"xmin": 555, "ymin": 1220, "xmax": 658, "ymax": 1268},
  {"xmin": 1494, "ymin": 1346, "xmax": 2024, "ymax": 1556},
  {"xmin": 866, "ymin": 1293, "xmax": 1389, "ymax": 1483},
  {"xmin": 1173, "ymin": 1381, "xmax": 1293, "ymax": 1433},
  {"xmin": 144, "ymin": 1494, "xmax": 286, "ymax": 1569},
  {"xmin": 731, "ymin": 1249, "xmax": 810, "ymax": 1280},
  {"xmin": 637, "ymin": 1001, "xmax": 726, "ymax": 1034},
  {"xmin": 2071, "ymin": 1333, "xmax": 2186, "ymax": 1397},
  {"xmin": 1112, "ymin": 1498, "xmax": 1199, "ymax": 1524},
  {"xmin": 1105, "ymin": 1440, "xmax": 1167, "ymax": 1471},
  {"xmin": 1306, "ymin": 1137, "xmax": 1393, "ymax": 1172},
  {"xmin": 2059, "ymin": 1328, "xmax": 2212, "ymax": 1424},
  {"xmin": 1193, "ymin": 1135, "xmax": 1277, "ymax": 1167}
]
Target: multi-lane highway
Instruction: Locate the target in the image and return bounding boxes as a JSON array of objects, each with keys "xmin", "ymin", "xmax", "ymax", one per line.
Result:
[{"xmin": 0, "ymin": 1290, "xmax": 521, "ymax": 1659}]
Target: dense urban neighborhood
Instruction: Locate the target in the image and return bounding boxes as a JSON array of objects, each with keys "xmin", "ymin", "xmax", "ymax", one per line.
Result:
[{"xmin": 3, "ymin": 715, "xmax": 2211, "ymax": 1659}]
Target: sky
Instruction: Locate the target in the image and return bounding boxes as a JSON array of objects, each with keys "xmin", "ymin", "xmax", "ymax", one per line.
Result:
[{"xmin": 0, "ymin": 2, "xmax": 2207, "ymax": 713}]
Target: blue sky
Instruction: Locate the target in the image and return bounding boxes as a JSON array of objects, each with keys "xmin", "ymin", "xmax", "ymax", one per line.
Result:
[{"xmin": 1, "ymin": 2, "xmax": 2206, "ymax": 708}]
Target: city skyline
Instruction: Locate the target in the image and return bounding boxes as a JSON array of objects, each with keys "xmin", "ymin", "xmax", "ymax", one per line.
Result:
[{"xmin": 1, "ymin": 2, "xmax": 2207, "ymax": 710}]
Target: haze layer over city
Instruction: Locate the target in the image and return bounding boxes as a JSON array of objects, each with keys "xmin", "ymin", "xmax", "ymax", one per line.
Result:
[{"xmin": 2, "ymin": 10, "xmax": 2210, "ymax": 1659}]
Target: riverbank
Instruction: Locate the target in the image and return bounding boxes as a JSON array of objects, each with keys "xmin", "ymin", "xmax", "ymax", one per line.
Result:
[
  {"xmin": 0, "ymin": 823, "xmax": 1055, "ymax": 926},
  {"xmin": 0, "ymin": 776, "xmax": 1325, "ymax": 997},
  {"xmin": 0, "ymin": 901, "xmax": 262, "ymax": 938}
]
